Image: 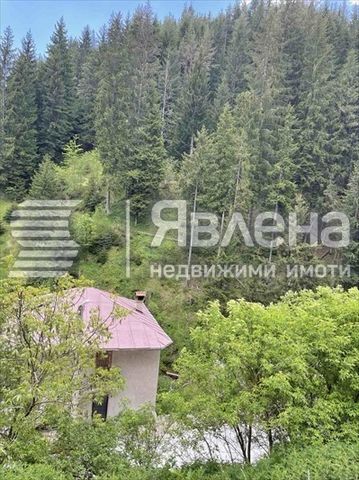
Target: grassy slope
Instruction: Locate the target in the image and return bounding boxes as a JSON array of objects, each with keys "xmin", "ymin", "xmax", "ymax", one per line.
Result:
[{"xmin": 0, "ymin": 199, "xmax": 16, "ymax": 280}]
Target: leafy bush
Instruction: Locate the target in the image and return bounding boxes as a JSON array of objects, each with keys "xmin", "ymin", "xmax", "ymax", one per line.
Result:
[
  {"xmin": 1, "ymin": 440, "xmax": 358, "ymax": 479},
  {"xmin": 51, "ymin": 415, "xmax": 125, "ymax": 479},
  {"xmin": 0, "ymin": 464, "xmax": 67, "ymax": 480},
  {"xmin": 3, "ymin": 204, "xmax": 18, "ymax": 223},
  {"xmin": 29, "ymin": 156, "xmax": 64, "ymax": 200},
  {"xmin": 57, "ymin": 141, "xmax": 104, "ymax": 208},
  {"xmin": 242, "ymin": 440, "xmax": 359, "ymax": 480},
  {"xmin": 71, "ymin": 207, "xmax": 121, "ymax": 257}
]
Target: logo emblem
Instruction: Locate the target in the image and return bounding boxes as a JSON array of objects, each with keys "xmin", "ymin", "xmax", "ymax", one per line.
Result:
[{"xmin": 10, "ymin": 200, "xmax": 80, "ymax": 278}]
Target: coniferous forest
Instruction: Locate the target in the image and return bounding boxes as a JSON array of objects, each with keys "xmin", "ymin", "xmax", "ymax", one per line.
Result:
[{"xmin": 0, "ymin": 0, "xmax": 359, "ymax": 478}]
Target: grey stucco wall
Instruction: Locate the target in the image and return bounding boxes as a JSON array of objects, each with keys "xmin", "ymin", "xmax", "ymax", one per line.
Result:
[{"xmin": 107, "ymin": 349, "xmax": 161, "ymax": 416}]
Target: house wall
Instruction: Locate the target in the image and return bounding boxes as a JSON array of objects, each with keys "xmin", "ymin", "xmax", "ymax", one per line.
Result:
[{"xmin": 107, "ymin": 349, "xmax": 161, "ymax": 417}]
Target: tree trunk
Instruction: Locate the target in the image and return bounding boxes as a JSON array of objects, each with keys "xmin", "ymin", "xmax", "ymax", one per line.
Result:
[
  {"xmin": 186, "ymin": 135, "xmax": 195, "ymax": 285},
  {"xmin": 105, "ymin": 177, "xmax": 111, "ymax": 215},
  {"xmin": 161, "ymin": 59, "xmax": 169, "ymax": 138}
]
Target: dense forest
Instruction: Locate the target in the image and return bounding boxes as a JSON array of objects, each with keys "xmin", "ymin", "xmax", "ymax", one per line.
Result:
[
  {"xmin": 0, "ymin": 0, "xmax": 359, "ymax": 478},
  {"xmin": 1, "ymin": 0, "xmax": 358, "ymax": 211},
  {"xmin": 1, "ymin": 0, "xmax": 358, "ymax": 295}
]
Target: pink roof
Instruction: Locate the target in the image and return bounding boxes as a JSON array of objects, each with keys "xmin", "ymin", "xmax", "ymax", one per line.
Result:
[{"xmin": 71, "ymin": 287, "xmax": 172, "ymax": 351}]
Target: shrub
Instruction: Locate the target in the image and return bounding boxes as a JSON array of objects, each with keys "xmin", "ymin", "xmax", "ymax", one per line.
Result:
[
  {"xmin": 3, "ymin": 204, "xmax": 18, "ymax": 223},
  {"xmin": 71, "ymin": 207, "xmax": 120, "ymax": 256},
  {"xmin": 0, "ymin": 464, "xmax": 67, "ymax": 480}
]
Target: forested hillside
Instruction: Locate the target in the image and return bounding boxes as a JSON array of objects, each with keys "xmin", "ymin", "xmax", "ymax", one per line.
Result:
[
  {"xmin": 0, "ymin": 0, "xmax": 358, "ymax": 356},
  {"xmin": 0, "ymin": 0, "xmax": 358, "ymax": 345},
  {"xmin": 1, "ymin": 0, "xmax": 358, "ymax": 206}
]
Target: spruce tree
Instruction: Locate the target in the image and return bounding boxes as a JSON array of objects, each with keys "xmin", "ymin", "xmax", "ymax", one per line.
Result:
[
  {"xmin": 73, "ymin": 26, "xmax": 97, "ymax": 149},
  {"xmin": 95, "ymin": 13, "xmax": 131, "ymax": 212},
  {"xmin": 170, "ymin": 21, "xmax": 213, "ymax": 158},
  {"xmin": 296, "ymin": 9, "xmax": 337, "ymax": 209},
  {"xmin": 266, "ymin": 106, "xmax": 298, "ymax": 214},
  {"xmin": 0, "ymin": 27, "xmax": 15, "ymax": 190},
  {"xmin": 217, "ymin": 4, "xmax": 251, "ymax": 107},
  {"xmin": 29, "ymin": 155, "xmax": 63, "ymax": 199},
  {"xmin": 331, "ymin": 49, "xmax": 359, "ymax": 189},
  {"xmin": 125, "ymin": 83, "xmax": 166, "ymax": 220},
  {"xmin": 39, "ymin": 18, "xmax": 75, "ymax": 160},
  {"xmin": 2, "ymin": 32, "xmax": 39, "ymax": 199}
]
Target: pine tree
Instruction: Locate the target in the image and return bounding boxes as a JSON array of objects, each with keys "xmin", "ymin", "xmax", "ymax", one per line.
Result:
[
  {"xmin": 331, "ymin": 49, "xmax": 359, "ymax": 189},
  {"xmin": 0, "ymin": 26, "xmax": 15, "ymax": 125},
  {"xmin": 180, "ymin": 126, "xmax": 214, "ymax": 207},
  {"xmin": 280, "ymin": 0, "xmax": 306, "ymax": 106},
  {"xmin": 1, "ymin": 32, "xmax": 39, "ymax": 199},
  {"xmin": 343, "ymin": 161, "xmax": 359, "ymax": 284},
  {"xmin": 201, "ymin": 105, "xmax": 251, "ymax": 217},
  {"xmin": 158, "ymin": 16, "xmax": 180, "ymax": 147},
  {"xmin": 216, "ymin": 4, "xmax": 251, "ymax": 108},
  {"xmin": 39, "ymin": 18, "xmax": 75, "ymax": 160},
  {"xmin": 127, "ymin": 4, "xmax": 160, "ymax": 119}
]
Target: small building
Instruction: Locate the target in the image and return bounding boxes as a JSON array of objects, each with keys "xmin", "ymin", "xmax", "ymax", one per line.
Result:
[{"xmin": 73, "ymin": 287, "xmax": 172, "ymax": 419}]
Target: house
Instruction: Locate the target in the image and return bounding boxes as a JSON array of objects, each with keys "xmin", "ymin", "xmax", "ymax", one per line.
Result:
[{"xmin": 72, "ymin": 287, "xmax": 172, "ymax": 419}]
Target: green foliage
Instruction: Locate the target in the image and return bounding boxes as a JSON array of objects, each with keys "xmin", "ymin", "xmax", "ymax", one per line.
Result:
[
  {"xmin": 51, "ymin": 414, "xmax": 125, "ymax": 479},
  {"xmin": 1, "ymin": 32, "xmax": 38, "ymax": 199},
  {"xmin": 58, "ymin": 140, "xmax": 104, "ymax": 209},
  {"xmin": 0, "ymin": 464, "xmax": 67, "ymax": 480},
  {"xmin": 38, "ymin": 18, "xmax": 75, "ymax": 160},
  {"xmin": 162, "ymin": 287, "xmax": 359, "ymax": 462},
  {"xmin": 241, "ymin": 440, "xmax": 359, "ymax": 480},
  {"xmin": 71, "ymin": 207, "xmax": 120, "ymax": 258},
  {"xmin": 0, "ymin": 277, "xmax": 123, "ymax": 462},
  {"xmin": 114, "ymin": 406, "xmax": 171, "ymax": 469},
  {"xmin": 29, "ymin": 155, "xmax": 63, "ymax": 199},
  {"xmin": 1, "ymin": 440, "xmax": 358, "ymax": 480}
]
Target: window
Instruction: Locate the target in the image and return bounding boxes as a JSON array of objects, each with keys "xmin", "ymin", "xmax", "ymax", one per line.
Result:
[{"xmin": 92, "ymin": 351, "xmax": 112, "ymax": 419}]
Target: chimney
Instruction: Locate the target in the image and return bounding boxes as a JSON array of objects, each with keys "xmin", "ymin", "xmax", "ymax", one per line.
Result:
[
  {"xmin": 134, "ymin": 291, "xmax": 147, "ymax": 303},
  {"xmin": 134, "ymin": 291, "xmax": 146, "ymax": 312}
]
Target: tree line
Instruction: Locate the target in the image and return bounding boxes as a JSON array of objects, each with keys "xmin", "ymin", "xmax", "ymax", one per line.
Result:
[{"xmin": 0, "ymin": 0, "xmax": 357, "ymax": 208}]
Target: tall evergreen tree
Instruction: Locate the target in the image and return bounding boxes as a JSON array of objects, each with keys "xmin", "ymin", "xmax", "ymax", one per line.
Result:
[
  {"xmin": 95, "ymin": 14, "xmax": 131, "ymax": 212},
  {"xmin": 1, "ymin": 32, "xmax": 38, "ymax": 198},
  {"xmin": 170, "ymin": 19, "xmax": 214, "ymax": 158},
  {"xmin": 73, "ymin": 26, "xmax": 97, "ymax": 149},
  {"xmin": 296, "ymin": 8, "xmax": 337, "ymax": 209},
  {"xmin": 125, "ymin": 84, "xmax": 166, "ymax": 219},
  {"xmin": 0, "ymin": 26, "xmax": 15, "ymax": 189},
  {"xmin": 217, "ymin": 4, "xmax": 251, "ymax": 108},
  {"xmin": 39, "ymin": 18, "xmax": 75, "ymax": 160},
  {"xmin": 330, "ymin": 49, "xmax": 359, "ymax": 189},
  {"xmin": 0, "ymin": 26, "xmax": 14, "ymax": 125},
  {"xmin": 266, "ymin": 106, "xmax": 298, "ymax": 214}
]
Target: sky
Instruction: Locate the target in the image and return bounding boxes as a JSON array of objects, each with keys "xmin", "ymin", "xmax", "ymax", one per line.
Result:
[{"xmin": 0, "ymin": 0, "xmax": 236, "ymax": 54}]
